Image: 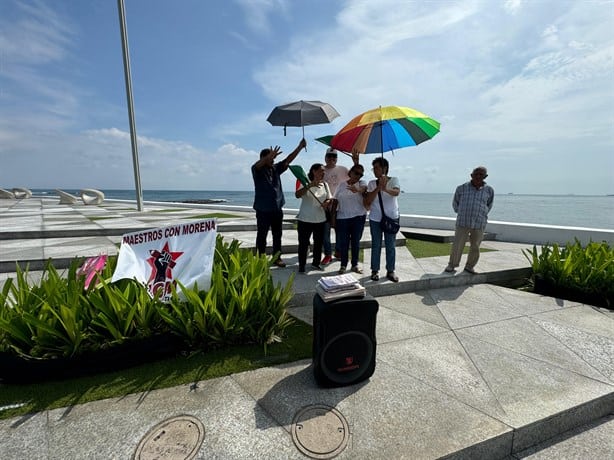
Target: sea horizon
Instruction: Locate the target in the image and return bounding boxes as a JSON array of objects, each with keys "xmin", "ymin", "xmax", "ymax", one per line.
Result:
[{"xmin": 31, "ymin": 189, "xmax": 614, "ymax": 230}]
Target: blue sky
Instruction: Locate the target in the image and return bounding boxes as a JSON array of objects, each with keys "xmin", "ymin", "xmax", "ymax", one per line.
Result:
[{"xmin": 1, "ymin": 0, "xmax": 613, "ymax": 195}]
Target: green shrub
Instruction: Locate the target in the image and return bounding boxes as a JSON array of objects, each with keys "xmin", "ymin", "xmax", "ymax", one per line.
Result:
[
  {"xmin": 523, "ymin": 239, "xmax": 614, "ymax": 308},
  {"xmin": 0, "ymin": 235, "xmax": 295, "ymax": 359}
]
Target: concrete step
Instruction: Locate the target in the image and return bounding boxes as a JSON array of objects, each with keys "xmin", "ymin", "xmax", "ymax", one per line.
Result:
[
  {"xmin": 0, "ymin": 221, "xmax": 296, "ymax": 240},
  {"xmin": 402, "ymin": 227, "xmax": 496, "ymax": 243}
]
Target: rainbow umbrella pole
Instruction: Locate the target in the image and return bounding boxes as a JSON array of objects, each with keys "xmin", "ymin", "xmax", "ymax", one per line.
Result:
[{"xmin": 330, "ymin": 105, "xmax": 440, "ymax": 155}]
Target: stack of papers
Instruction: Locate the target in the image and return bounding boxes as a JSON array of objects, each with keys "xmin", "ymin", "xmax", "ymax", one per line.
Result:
[{"xmin": 316, "ymin": 273, "xmax": 366, "ymax": 302}]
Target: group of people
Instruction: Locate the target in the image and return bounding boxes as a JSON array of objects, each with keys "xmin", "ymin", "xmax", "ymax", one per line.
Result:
[{"xmin": 252, "ymin": 138, "xmax": 494, "ymax": 281}]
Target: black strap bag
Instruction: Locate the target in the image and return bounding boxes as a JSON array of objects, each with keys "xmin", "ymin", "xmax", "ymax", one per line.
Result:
[{"xmin": 378, "ymin": 192, "xmax": 400, "ymax": 234}]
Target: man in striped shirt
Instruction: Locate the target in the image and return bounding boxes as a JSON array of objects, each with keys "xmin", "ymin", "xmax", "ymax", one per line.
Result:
[{"xmin": 445, "ymin": 166, "xmax": 494, "ymax": 274}]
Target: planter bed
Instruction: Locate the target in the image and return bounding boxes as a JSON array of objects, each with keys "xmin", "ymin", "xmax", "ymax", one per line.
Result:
[
  {"xmin": 0, "ymin": 334, "xmax": 185, "ymax": 384},
  {"xmin": 533, "ymin": 276, "xmax": 612, "ymax": 310}
]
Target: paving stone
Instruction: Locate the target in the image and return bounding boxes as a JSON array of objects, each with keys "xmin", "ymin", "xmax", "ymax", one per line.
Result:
[
  {"xmin": 0, "ymin": 412, "xmax": 48, "ymax": 460},
  {"xmin": 532, "ymin": 306, "xmax": 614, "ymax": 339},
  {"xmin": 376, "ymin": 305, "xmax": 448, "ymax": 343},
  {"xmin": 459, "ymin": 316, "xmax": 611, "ymax": 383},
  {"xmin": 378, "ymin": 331, "xmax": 508, "ymax": 420},
  {"xmin": 376, "ymin": 291, "xmax": 450, "ymax": 329},
  {"xmin": 456, "ymin": 334, "xmax": 614, "ymax": 430},
  {"xmin": 530, "ymin": 317, "xmax": 614, "ymax": 383}
]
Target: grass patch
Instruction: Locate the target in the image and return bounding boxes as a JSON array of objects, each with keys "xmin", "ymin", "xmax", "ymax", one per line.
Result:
[
  {"xmin": 0, "ymin": 319, "xmax": 312, "ymax": 420},
  {"xmin": 151, "ymin": 209, "xmax": 186, "ymax": 213},
  {"xmin": 406, "ymin": 239, "xmax": 496, "ymax": 259}
]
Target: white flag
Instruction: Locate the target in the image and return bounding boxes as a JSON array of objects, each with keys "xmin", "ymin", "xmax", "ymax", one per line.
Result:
[{"xmin": 111, "ymin": 219, "xmax": 217, "ymax": 300}]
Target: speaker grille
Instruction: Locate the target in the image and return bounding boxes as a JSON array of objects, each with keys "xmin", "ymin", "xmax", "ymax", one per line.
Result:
[{"xmin": 320, "ymin": 331, "xmax": 374, "ymax": 384}]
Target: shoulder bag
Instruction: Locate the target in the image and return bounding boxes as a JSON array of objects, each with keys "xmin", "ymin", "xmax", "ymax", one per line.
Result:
[{"xmin": 378, "ymin": 191, "xmax": 400, "ymax": 234}]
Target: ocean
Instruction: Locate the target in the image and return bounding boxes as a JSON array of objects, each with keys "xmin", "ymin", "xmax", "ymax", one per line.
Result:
[{"xmin": 32, "ymin": 189, "xmax": 614, "ymax": 230}]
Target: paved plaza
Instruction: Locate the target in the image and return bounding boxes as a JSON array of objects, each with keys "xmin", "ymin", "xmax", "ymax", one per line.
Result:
[{"xmin": 1, "ymin": 198, "xmax": 612, "ymax": 459}]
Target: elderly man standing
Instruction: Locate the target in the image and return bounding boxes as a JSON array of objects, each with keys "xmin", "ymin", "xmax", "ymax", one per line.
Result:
[
  {"xmin": 252, "ymin": 138, "xmax": 306, "ymax": 267},
  {"xmin": 445, "ymin": 166, "xmax": 494, "ymax": 274}
]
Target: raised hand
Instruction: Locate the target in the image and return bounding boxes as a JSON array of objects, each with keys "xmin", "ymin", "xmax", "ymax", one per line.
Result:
[{"xmin": 270, "ymin": 145, "xmax": 282, "ymax": 158}]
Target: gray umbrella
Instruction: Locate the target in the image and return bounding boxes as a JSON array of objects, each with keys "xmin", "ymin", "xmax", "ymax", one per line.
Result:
[{"xmin": 267, "ymin": 100, "xmax": 340, "ymax": 137}]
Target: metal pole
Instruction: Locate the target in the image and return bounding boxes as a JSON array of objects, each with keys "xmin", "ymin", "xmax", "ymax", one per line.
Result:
[{"xmin": 117, "ymin": 0, "xmax": 143, "ymax": 211}]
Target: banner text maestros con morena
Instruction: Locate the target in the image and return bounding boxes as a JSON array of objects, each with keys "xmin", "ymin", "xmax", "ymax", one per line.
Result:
[
  {"xmin": 112, "ymin": 219, "xmax": 217, "ymax": 300},
  {"xmin": 122, "ymin": 220, "xmax": 216, "ymax": 245}
]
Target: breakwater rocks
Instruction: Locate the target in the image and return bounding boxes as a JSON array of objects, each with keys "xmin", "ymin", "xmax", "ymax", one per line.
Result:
[{"xmin": 180, "ymin": 199, "xmax": 228, "ymax": 204}]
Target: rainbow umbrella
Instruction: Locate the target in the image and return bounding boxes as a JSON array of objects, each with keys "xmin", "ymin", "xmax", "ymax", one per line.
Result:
[{"xmin": 330, "ymin": 105, "xmax": 440, "ymax": 155}]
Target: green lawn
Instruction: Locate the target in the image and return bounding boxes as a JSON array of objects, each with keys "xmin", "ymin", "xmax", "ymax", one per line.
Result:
[
  {"xmin": 187, "ymin": 213, "xmax": 243, "ymax": 219},
  {"xmin": 0, "ymin": 320, "xmax": 312, "ymax": 420},
  {"xmin": 406, "ymin": 239, "xmax": 495, "ymax": 258}
]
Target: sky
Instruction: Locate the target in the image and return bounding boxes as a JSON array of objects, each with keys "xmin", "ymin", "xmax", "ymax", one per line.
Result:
[{"xmin": 1, "ymin": 0, "xmax": 613, "ymax": 196}]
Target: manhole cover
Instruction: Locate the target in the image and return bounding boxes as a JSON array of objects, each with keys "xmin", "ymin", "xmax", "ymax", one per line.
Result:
[
  {"xmin": 134, "ymin": 415, "xmax": 205, "ymax": 460},
  {"xmin": 291, "ymin": 405, "xmax": 349, "ymax": 459}
]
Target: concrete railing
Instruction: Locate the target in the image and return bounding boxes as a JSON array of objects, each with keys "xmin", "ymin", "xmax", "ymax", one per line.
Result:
[
  {"xmin": 102, "ymin": 199, "xmax": 614, "ymax": 247},
  {"xmin": 400, "ymin": 214, "xmax": 614, "ymax": 246}
]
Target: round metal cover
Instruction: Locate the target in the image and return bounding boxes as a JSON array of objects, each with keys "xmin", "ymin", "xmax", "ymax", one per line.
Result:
[
  {"xmin": 134, "ymin": 415, "xmax": 205, "ymax": 460},
  {"xmin": 291, "ymin": 404, "xmax": 349, "ymax": 459}
]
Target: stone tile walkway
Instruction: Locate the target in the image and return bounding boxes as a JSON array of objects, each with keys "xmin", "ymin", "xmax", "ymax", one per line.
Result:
[{"xmin": 1, "ymin": 197, "xmax": 612, "ymax": 459}]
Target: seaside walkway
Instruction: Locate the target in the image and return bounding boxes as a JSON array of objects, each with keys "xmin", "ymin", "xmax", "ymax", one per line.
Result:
[{"xmin": 1, "ymin": 197, "xmax": 613, "ymax": 459}]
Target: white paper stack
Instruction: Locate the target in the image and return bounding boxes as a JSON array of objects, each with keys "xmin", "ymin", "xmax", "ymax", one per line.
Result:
[{"xmin": 316, "ymin": 273, "xmax": 366, "ymax": 302}]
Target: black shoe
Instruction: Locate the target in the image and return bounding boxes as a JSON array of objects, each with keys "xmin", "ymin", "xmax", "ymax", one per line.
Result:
[{"xmin": 273, "ymin": 258, "xmax": 286, "ymax": 268}]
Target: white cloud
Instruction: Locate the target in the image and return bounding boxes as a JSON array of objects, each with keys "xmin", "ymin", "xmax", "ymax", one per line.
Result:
[
  {"xmin": 233, "ymin": 0, "xmax": 288, "ymax": 35},
  {"xmin": 0, "ymin": 0, "xmax": 74, "ymax": 65},
  {"xmin": 0, "ymin": 0, "xmax": 612, "ymax": 196},
  {"xmin": 504, "ymin": 0, "xmax": 523, "ymax": 15}
]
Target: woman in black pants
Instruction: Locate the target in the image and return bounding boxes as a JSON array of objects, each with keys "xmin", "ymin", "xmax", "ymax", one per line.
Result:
[{"xmin": 295, "ymin": 163, "xmax": 332, "ymax": 273}]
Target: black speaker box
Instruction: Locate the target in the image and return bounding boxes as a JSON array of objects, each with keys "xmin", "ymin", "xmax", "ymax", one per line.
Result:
[{"xmin": 312, "ymin": 293, "xmax": 379, "ymax": 387}]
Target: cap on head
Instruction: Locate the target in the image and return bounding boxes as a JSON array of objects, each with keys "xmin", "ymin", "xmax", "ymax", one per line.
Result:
[{"xmin": 325, "ymin": 147, "xmax": 338, "ymax": 157}]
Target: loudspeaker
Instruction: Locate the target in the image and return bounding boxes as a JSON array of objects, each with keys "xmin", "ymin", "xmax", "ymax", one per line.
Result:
[{"xmin": 313, "ymin": 293, "xmax": 379, "ymax": 387}]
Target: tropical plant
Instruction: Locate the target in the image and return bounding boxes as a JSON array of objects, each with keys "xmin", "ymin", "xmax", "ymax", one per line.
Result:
[
  {"xmin": 0, "ymin": 235, "xmax": 296, "ymax": 362},
  {"xmin": 0, "ymin": 261, "xmax": 92, "ymax": 358},
  {"xmin": 161, "ymin": 236, "xmax": 295, "ymax": 351},
  {"xmin": 523, "ymin": 239, "xmax": 613, "ymax": 308}
]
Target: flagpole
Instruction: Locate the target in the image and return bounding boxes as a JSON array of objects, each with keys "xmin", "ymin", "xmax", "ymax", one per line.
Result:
[{"xmin": 117, "ymin": 0, "xmax": 144, "ymax": 211}]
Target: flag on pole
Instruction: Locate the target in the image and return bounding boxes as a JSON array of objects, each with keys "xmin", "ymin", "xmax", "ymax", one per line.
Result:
[
  {"xmin": 111, "ymin": 219, "xmax": 217, "ymax": 301},
  {"xmin": 289, "ymin": 164, "xmax": 310, "ymax": 187}
]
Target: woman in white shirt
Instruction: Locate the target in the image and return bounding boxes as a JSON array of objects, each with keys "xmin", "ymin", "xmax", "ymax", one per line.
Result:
[
  {"xmin": 295, "ymin": 163, "xmax": 332, "ymax": 273},
  {"xmin": 363, "ymin": 157, "xmax": 401, "ymax": 282},
  {"xmin": 333, "ymin": 164, "xmax": 367, "ymax": 274}
]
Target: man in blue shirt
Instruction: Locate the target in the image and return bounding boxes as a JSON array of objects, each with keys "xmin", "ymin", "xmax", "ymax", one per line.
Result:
[
  {"xmin": 252, "ymin": 138, "xmax": 306, "ymax": 267},
  {"xmin": 445, "ymin": 166, "xmax": 494, "ymax": 274}
]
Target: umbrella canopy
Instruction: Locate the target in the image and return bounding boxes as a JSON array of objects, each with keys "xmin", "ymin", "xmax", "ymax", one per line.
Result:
[
  {"xmin": 330, "ymin": 105, "xmax": 440, "ymax": 154},
  {"xmin": 267, "ymin": 100, "xmax": 340, "ymax": 136},
  {"xmin": 315, "ymin": 135, "xmax": 334, "ymax": 147}
]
